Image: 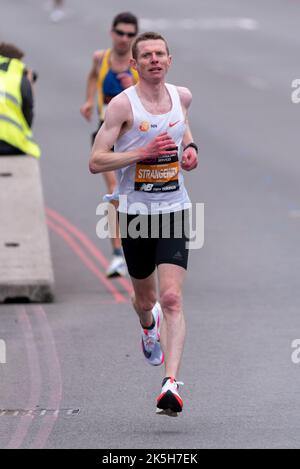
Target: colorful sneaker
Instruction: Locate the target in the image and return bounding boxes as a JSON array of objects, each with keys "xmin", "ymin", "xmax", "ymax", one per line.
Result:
[
  {"xmin": 141, "ymin": 302, "xmax": 164, "ymax": 366},
  {"xmin": 156, "ymin": 377, "xmax": 184, "ymax": 417},
  {"xmin": 106, "ymin": 255, "xmax": 127, "ymax": 278}
]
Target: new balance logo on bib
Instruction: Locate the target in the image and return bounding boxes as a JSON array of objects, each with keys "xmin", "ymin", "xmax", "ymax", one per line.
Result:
[{"xmin": 135, "ymin": 151, "xmax": 179, "ymax": 192}]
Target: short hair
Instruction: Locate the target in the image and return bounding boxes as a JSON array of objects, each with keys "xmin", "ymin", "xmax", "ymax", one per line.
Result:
[
  {"xmin": 0, "ymin": 42, "xmax": 24, "ymax": 60},
  {"xmin": 112, "ymin": 12, "xmax": 138, "ymax": 32},
  {"xmin": 132, "ymin": 32, "xmax": 170, "ymax": 60}
]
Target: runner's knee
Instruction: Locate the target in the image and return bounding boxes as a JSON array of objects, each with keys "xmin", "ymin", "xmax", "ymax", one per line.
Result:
[{"xmin": 160, "ymin": 289, "xmax": 182, "ymax": 315}]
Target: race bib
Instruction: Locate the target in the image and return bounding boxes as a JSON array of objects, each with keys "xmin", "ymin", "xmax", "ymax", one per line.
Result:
[{"xmin": 135, "ymin": 152, "xmax": 179, "ymax": 193}]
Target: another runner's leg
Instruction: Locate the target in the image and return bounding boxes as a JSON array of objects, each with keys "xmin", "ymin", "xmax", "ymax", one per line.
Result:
[{"xmin": 103, "ymin": 171, "xmax": 126, "ymax": 277}]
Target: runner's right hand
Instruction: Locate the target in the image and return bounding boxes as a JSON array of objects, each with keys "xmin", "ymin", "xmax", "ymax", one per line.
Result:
[
  {"xmin": 117, "ymin": 72, "xmax": 135, "ymax": 89},
  {"xmin": 80, "ymin": 101, "xmax": 94, "ymax": 121},
  {"xmin": 140, "ymin": 132, "xmax": 177, "ymax": 159}
]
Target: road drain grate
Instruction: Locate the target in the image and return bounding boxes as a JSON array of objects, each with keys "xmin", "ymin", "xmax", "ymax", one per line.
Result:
[{"xmin": 0, "ymin": 408, "xmax": 80, "ymax": 417}]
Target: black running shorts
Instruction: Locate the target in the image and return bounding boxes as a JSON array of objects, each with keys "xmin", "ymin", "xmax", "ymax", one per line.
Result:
[
  {"xmin": 91, "ymin": 120, "xmax": 114, "ymax": 151},
  {"xmin": 91, "ymin": 120, "xmax": 103, "ymax": 146},
  {"xmin": 119, "ymin": 210, "xmax": 190, "ymax": 279}
]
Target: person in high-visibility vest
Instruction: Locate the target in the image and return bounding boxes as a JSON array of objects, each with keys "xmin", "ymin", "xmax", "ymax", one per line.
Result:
[
  {"xmin": 0, "ymin": 42, "xmax": 40, "ymax": 158},
  {"xmin": 80, "ymin": 12, "xmax": 139, "ymax": 278}
]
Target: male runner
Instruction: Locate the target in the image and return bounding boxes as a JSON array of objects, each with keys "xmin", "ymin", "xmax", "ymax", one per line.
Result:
[
  {"xmin": 81, "ymin": 12, "xmax": 139, "ymax": 277},
  {"xmin": 89, "ymin": 32, "xmax": 198, "ymax": 416}
]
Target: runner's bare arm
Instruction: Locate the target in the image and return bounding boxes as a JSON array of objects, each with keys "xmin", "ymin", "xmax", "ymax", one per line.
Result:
[
  {"xmin": 89, "ymin": 94, "xmax": 177, "ymax": 173},
  {"xmin": 177, "ymin": 86, "xmax": 198, "ymax": 171},
  {"xmin": 177, "ymin": 86, "xmax": 194, "ymax": 145},
  {"xmin": 182, "ymin": 118, "xmax": 194, "ymax": 148},
  {"xmin": 80, "ymin": 50, "xmax": 104, "ymax": 121},
  {"xmin": 177, "ymin": 86, "xmax": 192, "ymax": 111},
  {"xmin": 117, "ymin": 72, "xmax": 136, "ymax": 89},
  {"xmin": 181, "ymin": 123, "xmax": 198, "ymax": 171}
]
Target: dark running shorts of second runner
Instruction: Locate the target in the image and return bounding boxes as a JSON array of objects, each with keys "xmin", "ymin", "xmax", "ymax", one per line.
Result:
[
  {"xmin": 91, "ymin": 121, "xmax": 114, "ymax": 151},
  {"xmin": 91, "ymin": 121, "xmax": 103, "ymax": 146},
  {"xmin": 119, "ymin": 209, "xmax": 190, "ymax": 279}
]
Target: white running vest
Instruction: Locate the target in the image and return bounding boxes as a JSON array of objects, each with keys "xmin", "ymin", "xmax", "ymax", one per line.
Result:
[{"xmin": 112, "ymin": 83, "xmax": 191, "ymax": 215}]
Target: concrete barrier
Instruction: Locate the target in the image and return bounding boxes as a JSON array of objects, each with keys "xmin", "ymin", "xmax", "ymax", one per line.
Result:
[{"xmin": 0, "ymin": 156, "xmax": 54, "ymax": 302}]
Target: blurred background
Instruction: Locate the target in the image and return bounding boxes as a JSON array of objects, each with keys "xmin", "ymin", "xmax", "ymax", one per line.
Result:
[{"xmin": 1, "ymin": 0, "xmax": 300, "ymax": 449}]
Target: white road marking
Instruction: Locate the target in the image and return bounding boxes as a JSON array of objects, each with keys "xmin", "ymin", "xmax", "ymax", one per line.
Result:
[
  {"xmin": 0, "ymin": 339, "xmax": 6, "ymax": 364},
  {"xmin": 140, "ymin": 17, "xmax": 258, "ymax": 31}
]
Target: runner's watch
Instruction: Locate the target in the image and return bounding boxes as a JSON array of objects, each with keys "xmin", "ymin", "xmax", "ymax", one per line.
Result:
[{"xmin": 183, "ymin": 142, "xmax": 198, "ymax": 153}]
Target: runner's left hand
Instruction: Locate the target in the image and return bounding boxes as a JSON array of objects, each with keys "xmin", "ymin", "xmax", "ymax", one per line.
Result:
[{"xmin": 181, "ymin": 147, "xmax": 198, "ymax": 171}]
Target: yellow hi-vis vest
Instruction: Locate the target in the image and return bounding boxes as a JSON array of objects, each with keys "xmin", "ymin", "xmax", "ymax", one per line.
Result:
[
  {"xmin": 97, "ymin": 49, "xmax": 139, "ymax": 120},
  {"xmin": 0, "ymin": 56, "xmax": 41, "ymax": 158}
]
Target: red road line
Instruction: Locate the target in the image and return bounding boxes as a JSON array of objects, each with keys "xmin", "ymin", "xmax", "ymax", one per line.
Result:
[
  {"xmin": 7, "ymin": 307, "xmax": 41, "ymax": 449},
  {"xmin": 30, "ymin": 305, "xmax": 62, "ymax": 449},
  {"xmin": 46, "ymin": 207, "xmax": 132, "ymax": 295},
  {"xmin": 47, "ymin": 218, "xmax": 127, "ymax": 304}
]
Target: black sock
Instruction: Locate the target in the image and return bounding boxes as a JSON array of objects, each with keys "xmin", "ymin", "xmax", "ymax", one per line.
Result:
[
  {"xmin": 162, "ymin": 377, "xmax": 176, "ymax": 386},
  {"xmin": 113, "ymin": 248, "xmax": 123, "ymax": 256}
]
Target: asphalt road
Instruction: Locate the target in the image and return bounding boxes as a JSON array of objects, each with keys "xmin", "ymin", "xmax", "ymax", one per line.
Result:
[{"xmin": 1, "ymin": 0, "xmax": 300, "ymax": 449}]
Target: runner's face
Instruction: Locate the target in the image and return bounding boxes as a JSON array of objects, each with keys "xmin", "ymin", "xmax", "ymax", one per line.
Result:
[
  {"xmin": 134, "ymin": 40, "xmax": 171, "ymax": 82},
  {"xmin": 111, "ymin": 22, "xmax": 137, "ymax": 55}
]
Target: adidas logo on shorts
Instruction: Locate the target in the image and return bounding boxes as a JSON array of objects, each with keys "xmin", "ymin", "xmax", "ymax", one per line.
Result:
[{"xmin": 173, "ymin": 251, "xmax": 183, "ymax": 260}]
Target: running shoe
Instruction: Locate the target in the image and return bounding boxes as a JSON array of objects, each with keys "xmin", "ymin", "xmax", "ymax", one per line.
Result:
[
  {"xmin": 141, "ymin": 302, "xmax": 164, "ymax": 366},
  {"xmin": 106, "ymin": 255, "xmax": 127, "ymax": 278},
  {"xmin": 156, "ymin": 377, "xmax": 184, "ymax": 417}
]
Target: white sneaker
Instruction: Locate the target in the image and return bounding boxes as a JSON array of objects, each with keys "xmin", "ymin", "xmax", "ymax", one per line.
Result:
[
  {"xmin": 106, "ymin": 255, "xmax": 127, "ymax": 278},
  {"xmin": 141, "ymin": 302, "xmax": 164, "ymax": 366},
  {"xmin": 50, "ymin": 8, "xmax": 65, "ymax": 22},
  {"xmin": 156, "ymin": 377, "xmax": 184, "ymax": 417}
]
